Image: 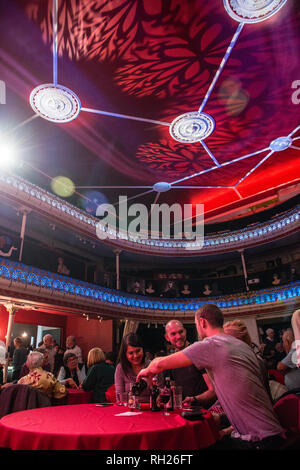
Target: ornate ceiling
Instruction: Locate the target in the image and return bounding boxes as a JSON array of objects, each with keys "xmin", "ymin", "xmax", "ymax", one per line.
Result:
[{"xmin": 1, "ymin": 0, "xmax": 299, "ymax": 229}]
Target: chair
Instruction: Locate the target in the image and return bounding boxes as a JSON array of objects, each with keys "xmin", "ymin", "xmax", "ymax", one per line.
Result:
[
  {"xmin": 273, "ymin": 391, "xmax": 300, "ymax": 440},
  {"xmin": 268, "ymin": 369, "xmax": 285, "ymax": 385},
  {"xmin": 0, "ymin": 384, "xmax": 51, "ymax": 418},
  {"xmin": 105, "ymin": 384, "xmax": 116, "ymax": 403}
]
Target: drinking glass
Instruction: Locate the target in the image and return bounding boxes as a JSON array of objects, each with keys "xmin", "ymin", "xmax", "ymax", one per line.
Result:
[{"xmin": 160, "ymin": 389, "xmax": 171, "ymax": 416}]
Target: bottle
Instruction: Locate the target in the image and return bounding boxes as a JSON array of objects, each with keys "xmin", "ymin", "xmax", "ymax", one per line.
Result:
[
  {"xmin": 131, "ymin": 378, "xmax": 147, "ymax": 397},
  {"xmin": 127, "ymin": 383, "xmax": 136, "ymax": 409},
  {"xmin": 150, "ymin": 377, "xmax": 160, "ymax": 411},
  {"xmin": 165, "ymin": 376, "xmax": 174, "ymax": 411}
]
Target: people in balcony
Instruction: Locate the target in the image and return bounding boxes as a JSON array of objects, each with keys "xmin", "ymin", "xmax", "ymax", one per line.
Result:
[
  {"xmin": 160, "ymin": 280, "xmax": 178, "ymax": 298},
  {"xmin": 57, "ymin": 257, "xmax": 70, "ymax": 276},
  {"xmin": 202, "ymin": 283, "xmax": 212, "ymax": 296},
  {"xmin": 131, "ymin": 280, "xmax": 144, "ymax": 295},
  {"xmin": 180, "ymin": 284, "xmax": 192, "ymax": 298},
  {"xmin": 289, "ymin": 266, "xmax": 299, "ymax": 282},
  {"xmin": 145, "ymin": 282, "xmax": 156, "ymax": 296},
  {"xmin": 272, "ymin": 273, "xmax": 281, "ymax": 286}
]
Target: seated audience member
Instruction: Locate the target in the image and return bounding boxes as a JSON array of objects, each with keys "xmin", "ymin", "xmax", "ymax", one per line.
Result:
[
  {"xmin": 274, "ymin": 342, "xmax": 286, "ymax": 365},
  {"xmin": 105, "ymin": 351, "xmax": 117, "ymax": 368},
  {"xmin": 145, "ymin": 282, "xmax": 155, "ymax": 296},
  {"xmin": 277, "ymin": 329, "xmax": 300, "ymax": 390},
  {"xmin": 272, "ymin": 273, "xmax": 281, "ymax": 286},
  {"xmin": 115, "ymin": 333, "xmax": 156, "ymax": 402},
  {"xmin": 53, "ymin": 345, "xmax": 65, "ymax": 377},
  {"xmin": 289, "ymin": 267, "xmax": 299, "ymax": 282},
  {"xmin": 11, "ymin": 337, "xmax": 28, "ymax": 381},
  {"xmin": 164, "ymin": 320, "xmax": 216, "ymax": 407},
  {"xmin": 131, "ymin": 280, "xmax": 144, "ymax": 295},
  {"xmin": 64, "ymin": 336, "xmax": 83, "ymax": 364},
  {"xmin": 39, "ymin": 334, "xmax": 56, "ymax": 373},
  {"xmin": 17, "ymin": 351, "xmax": 67, "ymax": 400},
  {"xmin": 57, "ymin": 257, "xmax": 70, "ymax": 276},
  {"xmin": 211, "ymin": 282, "xmax": 221, "ymax": 296},
  {"xmin": 160, "ymin": 280, "xmax": 178, "ymax": 298},
  {"xmin": 223, "ymin": 320, "xmax": 288, "ymax": 401},
  {"xmin": 291, "ymin": 309, "xmax": 300, "ymax": 368},
  {"xmin": 263, "ymin": 328, "xmax": 277, "ymax": 369},
  {"xmin": 19, "ymin": 348, "xmax": 51, "ymax": 379},
  {"xmin": 180, "ymin": 284, "xmax": 192, "ymax": 298},
  {"xmin": 202, "ymin": 284, "xmax": 212, "ymax": 296},
  {"xmin": 145, "ymin": 351, "xmax": 154, "ymax": 362},
  {"xmin": 223, "ymin": 320, "xmax": 275, "ymax": 402},
  {"xmin": 81, "ymin": 348, "xmax": 114, "ymax": 403},
  {"xmin": 57, "ymin": 353, "xmax": 87, "ymax": 388},
  {"xmin": 138, "ymin": 304, "xmax": 285, "ymax": 450}
]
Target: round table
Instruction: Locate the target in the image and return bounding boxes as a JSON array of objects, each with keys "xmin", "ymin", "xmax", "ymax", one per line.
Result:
[{"xmin": 0, "ymin": 404, "xmax": 218, "ymax": 450}]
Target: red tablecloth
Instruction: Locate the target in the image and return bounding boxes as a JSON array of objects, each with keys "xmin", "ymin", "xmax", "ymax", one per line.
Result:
[
  {"xmin": 54, "ymin": 389, "xmax": 93, "ymax": 405},
  {"xmin": 0, "ymin": 404, "xmax": 218, "ymax": 450}
]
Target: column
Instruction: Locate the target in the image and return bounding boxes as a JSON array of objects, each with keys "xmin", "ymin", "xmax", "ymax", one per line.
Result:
[
  {"xmin": 113, "ymin": 250, "xmax": 122, "ymax": 348},
  {"xmin": 3, "ymin": 303, "xmax": 17, "ymax": 383},
  {"xmin": 18, "ymin": 208, "xmax": 31, "ymax": 262},
  {"xmin": 239, "ymin": 249, "xmax": 249, "ymax": 292},
  {"xmin": 113, "ymin": 249, "xmax": 122, "ymax": 290}
]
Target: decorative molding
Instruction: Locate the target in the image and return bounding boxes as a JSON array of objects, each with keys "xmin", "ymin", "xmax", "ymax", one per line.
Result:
[
  {"xmin": 0, "ymin": 172, "xmax": 299, "ymax": 256},
  {"xmin": 0, "ymin": 257, "xmax": 299, "ymax": 323}
]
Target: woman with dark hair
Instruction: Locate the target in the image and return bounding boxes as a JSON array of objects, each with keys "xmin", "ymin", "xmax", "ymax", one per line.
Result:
[{"xmin": 115, "ymin": 333, "xmax": 151, "ymax": 402}]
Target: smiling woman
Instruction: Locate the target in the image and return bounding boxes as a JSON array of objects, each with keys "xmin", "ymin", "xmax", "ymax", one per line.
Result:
[{"xmin": 114, "ymin": 333, "xmax": 152, "ymax": 402}]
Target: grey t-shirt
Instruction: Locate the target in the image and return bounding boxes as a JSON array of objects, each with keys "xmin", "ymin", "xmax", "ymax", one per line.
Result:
[
  {"xmin": 183, "ymin": 334, "xmax": 283, "ymax": 441},
  {"xmin": 281, "ymin": 348, "xmax": 300, "ymax": 390}
]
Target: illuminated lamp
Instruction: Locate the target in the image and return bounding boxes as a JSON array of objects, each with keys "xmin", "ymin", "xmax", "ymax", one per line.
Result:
[
  {"xmin": 223, "ymin": 0, "xmax": 288, "ymax": 23},
  {"xmin": 269, "ymin": 136, "xmax": 292, "ymax": 152},
  {"xmin": 30, "ymin": 84, "xmax": 81, "ymax": 123},
  {"xmin": 169, "ymin": 112, "xmax": 215, "ymax": 143}
]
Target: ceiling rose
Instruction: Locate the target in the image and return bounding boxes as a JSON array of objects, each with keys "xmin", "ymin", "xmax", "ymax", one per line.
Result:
[
  {"xmin": 223, "ymin": 0, "xmax": 288, "ymax": 23},
  {"xmin": 169, "ymin": 112, "xmax": 215, "ymax": 143},
  {"xmin": 29, "ymin": 84, "xmax": 81, "ymax": 123}
]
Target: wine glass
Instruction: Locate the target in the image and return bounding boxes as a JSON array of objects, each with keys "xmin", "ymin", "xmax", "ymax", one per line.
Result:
[{"xmin": 160, "ymin": 389, "xmax": 171, "ymax": 416}]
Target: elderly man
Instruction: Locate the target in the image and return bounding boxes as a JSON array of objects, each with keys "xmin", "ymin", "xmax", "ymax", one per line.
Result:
[
  {"xmin": 18, "ymin": 351, "xmax": 67, "ymax": 400},
  {"xmin": 138, "ymin": 304, "xmax": 285, "ymax": 450},
  {"xmin": 263, "ymin": 328, "xmax": 277, "ymax": 369},
  {"xmin": 164, "ymin": 320, "xmax": 216, "ymax": 407},
  {"xmin": 39, "ymin": 334, "xmax": 56, "ymax": 373},
  {"xmin": 64, "ymin": 336, "xmax": 83, "ymax": 364},
  {"xmin": 277, "ymin": 329, "xmax": 300, "ymax": 390}
]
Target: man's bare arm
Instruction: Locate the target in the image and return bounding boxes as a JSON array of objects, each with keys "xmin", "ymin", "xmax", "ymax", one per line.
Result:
[{"xmin": 137, "ymin": 351, "xmax": 192, "ymax": 381}]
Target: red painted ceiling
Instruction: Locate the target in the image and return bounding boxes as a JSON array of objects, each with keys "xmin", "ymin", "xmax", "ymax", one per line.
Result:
[{"xmin": 1, "ymin": 0, "xmax": 299, "ymax": 223}]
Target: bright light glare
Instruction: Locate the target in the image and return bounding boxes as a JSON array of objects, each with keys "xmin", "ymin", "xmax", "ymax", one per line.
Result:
[{"xmin": 0, "ymin": 142, "xmax": 16, "ymax": 168}]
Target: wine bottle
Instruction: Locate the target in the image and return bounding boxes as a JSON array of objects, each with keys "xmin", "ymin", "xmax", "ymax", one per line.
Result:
[
  {"xmin": 165, "ymin": 376, "xmax": 174, "ymax": 411},
  {"xmin": 150, "ymin": 377, "xmax": 160, "ymax": 411},
  {"xmin": 132, "ymin": 378, "xmax": 147, "ymax": 396}
]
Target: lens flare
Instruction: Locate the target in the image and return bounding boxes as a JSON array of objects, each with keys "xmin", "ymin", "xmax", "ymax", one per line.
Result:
[{"xmin": 51, "ymin": 176, "xmax": 75, "ymax": 197}]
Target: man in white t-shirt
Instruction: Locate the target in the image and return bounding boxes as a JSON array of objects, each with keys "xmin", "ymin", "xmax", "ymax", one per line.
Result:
[
  {"xmin": 64, "ymin": 336, "xmax": 83, "ymax": 364},
  {"xmin": 138, "ymin": 304, "xmax": 285, "ymax": 450}
]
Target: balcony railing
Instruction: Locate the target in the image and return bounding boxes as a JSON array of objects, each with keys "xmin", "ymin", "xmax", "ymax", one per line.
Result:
[
  {"xmin": 0, "ymin": 172, "xmax": 299, "ymax": 255},
  {"xmin": 0, "ymin": 257, "xmax": 299, "ymax": 322}
]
